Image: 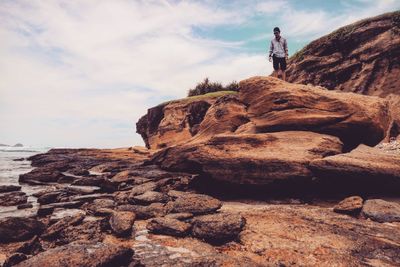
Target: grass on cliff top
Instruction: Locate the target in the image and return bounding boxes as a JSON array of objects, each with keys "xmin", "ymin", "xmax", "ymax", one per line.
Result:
[{"xmin": 160, "ymin": 90, "xmax": 238, "ymax": 107}]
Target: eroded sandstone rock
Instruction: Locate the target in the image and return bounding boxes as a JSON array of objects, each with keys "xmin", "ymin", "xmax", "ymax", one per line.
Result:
[
  {"xmin": 0, "ymin": 217, "xmax": 45, "ymax": 243},
  {"xmin": 109, "ymin": 211, "xmax": 136, "ymax": 237},
  {"xmin": 147, "ymin": 217, "xmax": 191, "ymax": 237},
  {"xmin": 333, "ymin": 196, "xmax": 363, "ymax": 215}
]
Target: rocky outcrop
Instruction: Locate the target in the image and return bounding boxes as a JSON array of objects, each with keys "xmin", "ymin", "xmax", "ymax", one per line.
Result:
[
  {"xmin": 136, "ymin": 94, "xmax": 230, "ymax": 149},
  {"xmin": 239, "ymin": 76, "xmax": 390, "ymax": 149},
  {"xmin": 286, "ymin": 11, "xmax": 400, "ymax": 98}
]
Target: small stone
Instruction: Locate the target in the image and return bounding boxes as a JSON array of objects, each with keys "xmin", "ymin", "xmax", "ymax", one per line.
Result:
[
  {"xmin": 129, "ymin": 182, "xmax": 158, "ymax": 197},
  {"xmin": 191, "ymin": 213, "xmax": 246, "ymax": 243},
  {"xmin": 362, "ymin": 199, "xmax": 400, "ymax": 223},
  {"xmin": 333, "ymin": 196, "xmax": 363, "ymax": 215},
  {"xmin": 131, "ymin": 191, "xmax": 168, "ymax": 205},
  {"xmin": 17, "ymin": 203, "xmax": 33, "ymax": 209},
  {"xmin": 165, "ymin": 213, "xmax": 193, "ymax": 221},
  {"xmin": 109, "ymin": 211, "xmax": 136, "ymax": 237},
  {"xmin": 147, "ymin": 217, "xmax": 191, "ymax": 237},
  {"xmin": 0, "ymin": 185, "xmax": 21, "ymax": 193}
]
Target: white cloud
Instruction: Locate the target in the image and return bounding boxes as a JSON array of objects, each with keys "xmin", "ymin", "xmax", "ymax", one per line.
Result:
[{"xmin": 0, "ymin": 0, "xmax": 270, "ymax": 147}]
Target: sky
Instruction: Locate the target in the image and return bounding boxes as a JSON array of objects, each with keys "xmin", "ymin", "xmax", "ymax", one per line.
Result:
[{"xmin": 1, "ymin": 0, "xmax": 399, "ymax": 148}]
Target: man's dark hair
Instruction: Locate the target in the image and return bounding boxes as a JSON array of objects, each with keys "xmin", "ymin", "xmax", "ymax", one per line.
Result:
[{"xmin": 273, "ymin": 27, "xmax": 280, "ymax": 33}]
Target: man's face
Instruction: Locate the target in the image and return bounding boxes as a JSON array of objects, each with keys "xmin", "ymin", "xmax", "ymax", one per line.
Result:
[{"xmin": 274, "ymin": 31, "xmax": 280, "ymax": 38}]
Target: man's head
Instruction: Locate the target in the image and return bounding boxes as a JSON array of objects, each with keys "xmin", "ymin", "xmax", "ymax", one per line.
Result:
[{"xmin": 273, "ymin": 27, "xmax": 281, "ymax": 38}]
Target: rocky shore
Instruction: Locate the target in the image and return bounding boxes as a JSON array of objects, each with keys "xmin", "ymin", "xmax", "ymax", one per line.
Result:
[{"xmin": 1, "ymin": 11, "xmax": 400, "ymax": 267}]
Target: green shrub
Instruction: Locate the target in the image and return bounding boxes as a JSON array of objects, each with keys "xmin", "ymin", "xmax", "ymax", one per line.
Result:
[{"xmin": 187, "ymin": 78, "xmax": 240, "ymax": 97}]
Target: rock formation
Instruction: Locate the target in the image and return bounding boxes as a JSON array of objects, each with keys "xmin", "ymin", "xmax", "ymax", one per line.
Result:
[{"xmin": 286, "ymin": 11, "xmax": 400, "ymax": 97}]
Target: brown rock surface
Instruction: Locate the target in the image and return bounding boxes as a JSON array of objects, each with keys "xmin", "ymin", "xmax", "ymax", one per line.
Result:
[
  {"xmin": 333, "ymin": 196, "xmax": 363, "ymax": 215},
  {"xmin": 362, "ymin": 199, "xmax": 400, "ymax": 222},
  {"xmin": 239, "ymin": 76, "xmax": 390, "ymax": 148},
  {"xmin": 154, "ymin": 131, "xmax": 343, "ymax": 184},
  {"xmin": 286, "ymin": 11, "xmax": 400, "ymax": 98}
]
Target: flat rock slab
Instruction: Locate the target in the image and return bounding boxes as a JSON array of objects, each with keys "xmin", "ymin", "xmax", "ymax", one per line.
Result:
[
  {"xmin": 109, "ymin": 211, "xmax": 136, "ymax": 237},
  {"xmin": 155, "ymin": 131, "xmax": 343, "ymax": 184},
  {"xmin": 14, "ymin": 241, "xmax": 133, "ymax": 267},
  {"xmin": 147, "ymin": 217, "xmax": 191, "ymax": 237},
  {"xmin": 0, "ymin": 217, "xmax": 45, "ymax": 243},
  {"xmin": 129, "ymin": 182, "xmax": 158, "ymax": 197},
  {"xmin": 362, "ymin": 199, "xmax": 400, "ymax": 223},
  {"xmin": 191, "ymin": 213, "xmax": 246, "ymax": 243},
  {"xmin": 168, "ymin": 193, "xmax": 222, "ymax": 215},
  {"xmin": 43, "ymin": 213, "xmax": 85, "ymax": 238},
  {"xmin": 333, "ymin": 196, "xmax": 363, "ymax": 215}
]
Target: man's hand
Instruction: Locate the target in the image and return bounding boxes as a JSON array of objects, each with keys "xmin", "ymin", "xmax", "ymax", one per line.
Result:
[
  {"xmin": 268, "ymin": 55, "xmax": 272, "ymax": 62},
  {"xmin": 285, "ymin": 55, "xmax": 289, "ymax": 61}
]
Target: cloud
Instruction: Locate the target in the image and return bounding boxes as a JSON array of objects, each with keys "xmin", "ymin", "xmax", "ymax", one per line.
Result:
[{"xmin": 0, "ymin": 0, "xmax": 270, "ymax": 147}]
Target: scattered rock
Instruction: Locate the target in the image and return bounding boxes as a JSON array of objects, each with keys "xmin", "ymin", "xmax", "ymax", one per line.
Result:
[
  {"xmin": 191, "ymin": 213, "xmax": 246, "ymax": 243},
  {"xmin": 168, "ymin": 193, "xmax": 222, "ymax": 215},
  {"xmin": 129, "ymin": 182, "xmax": 158, "ymax": 197},
  {"xmin": 147, "ymin": 217, "xmax": 191, "ymax": 237},
  {"xmin": 333, "ymin": 196, "xmax": 363, "ymax": 215},
  {"xmin": 16, "ymin": 236, "xmax": 43, "ymax": 255},
  {"xmin": 165, "ymin": 212, "xmax": 194, "ymax": 221},
  {"xmin": 37, "ymin": 190, "xmax": 63, "ymax": 204},
  {"xmin": 362, "ymin": 199, "xmax": 400, "ymax": 222},
  {"xmin": 0, "ymin": 217, "xmax": 45, "ymax": 243},
  {"xmin": 42, "ymin": 213, "xmax": 85, "ymax": 239},
  {"xmin": 0, "ymin": 191, "xmax": 28, "ymax": 206},
  {"xmin": 131, "ymin": 191, "xmax": 168, "ymax": 205},
  {"xmin": 0, "ymin": 185, "xmax": 21, "ymax": 193},
  {"xmin": 14, "ymin": 241, "xmax": 134, "ymax": 267},
  {"xmin": 3, "ymin": 253, "xmax": 27, "ymax": 267},
  {"xmin": 19, "ymin": 168, "xmax": 74, "ymax": 184},
  {"xmin": 17, "ymin": 203, "xmax": 33, "ymax": 209},
  {"xmin": 109, "ymin": 211, "xmax": 136, "ymax": 237},
  {"xmin": 117, "ymin": 203, "xmax": 167, "ymax": 219}
]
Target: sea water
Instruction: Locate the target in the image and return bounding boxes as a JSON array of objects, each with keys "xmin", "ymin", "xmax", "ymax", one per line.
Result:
[{"xmin": 0, "ymin": 146, "xmax": 50, "ymax": 218}]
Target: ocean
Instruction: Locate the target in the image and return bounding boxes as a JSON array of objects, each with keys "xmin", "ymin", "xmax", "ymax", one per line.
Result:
[{"xmin": 0, "ymin": 146, "xmax": 50, "ymax": 218}]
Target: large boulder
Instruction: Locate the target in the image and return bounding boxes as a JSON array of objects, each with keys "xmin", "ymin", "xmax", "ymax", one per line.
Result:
[
  {"xmin": 0, "ymin": 217, "xmax": 45, "ymax": 243},
  {"xmin": 310, "ymin": 144, "xmax": 400, "ymax": 193},
  {"xmin": 153, "ymin": 131, "xmax": 343, "ymax": 184},
  {"xmin": 14, "ymin": 241, "xmax": 133, "ymax": 267},
  {"xmin": 239, "ymin": 76, "xmax": 390, "ymax": 149}
]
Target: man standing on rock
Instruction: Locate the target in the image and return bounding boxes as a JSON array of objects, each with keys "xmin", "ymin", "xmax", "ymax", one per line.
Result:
[{"xmin": 269, "ymin": 27, "xmax": 288, "ymax": 81}]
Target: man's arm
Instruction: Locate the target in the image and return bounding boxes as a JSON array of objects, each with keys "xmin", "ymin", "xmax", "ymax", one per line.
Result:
[
  {"xmin": 284, "ymin": 38, "xmax": 288, "ymax": 59},
  {"xmin": 269, "ymin": 40, "xmax": 273, "ymax": 58}
]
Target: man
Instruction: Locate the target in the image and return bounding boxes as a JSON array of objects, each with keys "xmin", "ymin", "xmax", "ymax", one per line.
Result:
[{"xmin": 269, "ymin": 27, "xmax": 288, "ymax": 81}]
